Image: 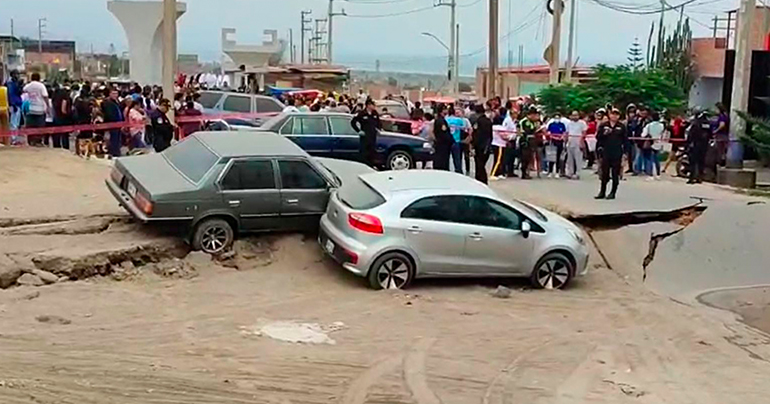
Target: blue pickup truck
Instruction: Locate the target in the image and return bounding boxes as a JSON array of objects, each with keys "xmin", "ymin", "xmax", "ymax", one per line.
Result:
[{"xmin": 207, "ymin": 112, "xmax": 433, "ymax": 170}]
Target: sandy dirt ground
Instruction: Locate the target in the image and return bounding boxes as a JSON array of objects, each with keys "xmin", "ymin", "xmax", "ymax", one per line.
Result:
[{"xmin": 1, "ymin": 148, "xmax": 770, "ymax": 403}]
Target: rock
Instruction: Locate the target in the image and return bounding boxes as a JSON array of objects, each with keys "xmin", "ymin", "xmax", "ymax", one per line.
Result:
[
  {"xmin": 216, "ymin": 250, "xmax": 236, "ymax": 261},
  {"xmin": 184, "ymin": 251, "xmax": 213, "ymax": 271},
  {"xmin": 57, "ymin": 276, "xmax": 70, "ymax": 283},
  {"xmin": 33, "ymin": 269, "xmax": 59, "ymax": 285},
  {"xmin": 0, "ymin": 258, "xmax": 22, "ymax": 289},
  {"xmin": 111, "ymin": 261, "xmax": 139, "ymax": 281},
  {"xmin": 22, "ymin": 291, "xmax": 40, "ymax": 300},
  {"xmin": 150, "ymin": 259, "xmax": 197, "ymax": 279},
  {"xmin": 35, "ymin": 315, "xmax": 71, "ymax": 325},
  {"xmin": 491, "ymin": 285, "xmax": 512, "ymax": 299},
  {"xmin": 16, "ymin": 273, "xmax": 44, "ymax": 287}
]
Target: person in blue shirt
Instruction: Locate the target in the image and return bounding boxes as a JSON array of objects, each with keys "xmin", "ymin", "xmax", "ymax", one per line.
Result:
[
  {"xmin": 446, "ymin": 107, "xmax": 470, "ymax": 174},
  {"xmin": 5, "ymin": 70, "xmax": 24, "ymax": 132},
  {"xmin": 546, "ymin": 113, "xmax": 567, "ymax": 177}
]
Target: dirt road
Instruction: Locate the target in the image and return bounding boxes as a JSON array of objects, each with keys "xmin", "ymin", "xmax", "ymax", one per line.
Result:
[{"xmin": 1, "ymin": 149, "xmax": 769, "ymax": 403}]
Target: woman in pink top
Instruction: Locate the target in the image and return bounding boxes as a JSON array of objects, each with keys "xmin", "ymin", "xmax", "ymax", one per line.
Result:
[{"xmin": 127, "ymin": 100, "xmax": 147, "ymax": 150}]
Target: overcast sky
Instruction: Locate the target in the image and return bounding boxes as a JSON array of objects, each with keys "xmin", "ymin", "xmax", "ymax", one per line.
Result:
[{"xmin": 0, "ymin": 0, "xmax": 738, "ymax": 74}]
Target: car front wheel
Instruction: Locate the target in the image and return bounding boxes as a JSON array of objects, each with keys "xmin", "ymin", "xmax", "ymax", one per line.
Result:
[
  {"xmin": 368, "ymin": 252, "xmax": 414, "ymax": 290},
  {"xmin": 387, "ymin": 150, "xmax": 414, "ymax": 171},
  {"xmin": 192, "ymin": 218, "xmax": 234, "ymax": 254},
  {"xmin": 530, "ymin": 252, "xmax": 574, "ymax": 290}
]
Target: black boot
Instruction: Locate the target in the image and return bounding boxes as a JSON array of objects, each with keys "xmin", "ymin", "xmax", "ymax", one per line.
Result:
[
  {"xmin": 594, "ymin": 193, "xmax": 605, "ymax": 199},
  {"xmin": 606, "ymin": 193, "xmax": 616, "ymax": 200}
]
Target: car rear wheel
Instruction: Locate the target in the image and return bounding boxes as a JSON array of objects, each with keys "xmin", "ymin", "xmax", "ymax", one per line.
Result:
[
  {"xmin": 387, "ymin": 150, "xmax": 414, "ymax": 171},
  {"xmin": 530, "ymin": 252, "xmax": 574, "ymax": 290},
  {"xmin": 368, "ymin": 252, "xmax": 414, "ymax": 290},
  {"xmin": 192, "ymin": 218, "xmax": 234, "ymax": 254}
]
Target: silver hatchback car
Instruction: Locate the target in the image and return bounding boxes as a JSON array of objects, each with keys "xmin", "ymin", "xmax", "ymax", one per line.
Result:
[{"xmin": 319, "ymin": 170, "xmax": 589, "ymax": 290}]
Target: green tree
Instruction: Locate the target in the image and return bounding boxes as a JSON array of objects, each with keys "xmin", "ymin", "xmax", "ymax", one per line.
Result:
[
  {"xmin": 737, "ymin": 112, "xmax": 770, "ymax": 161},
  {"xmin": 628, "ymin": 38, "xmax": 644, "ymax": 71},
  {"xmin": 538, "ymin": 65, "xmax": 687, "ymax": 115}
]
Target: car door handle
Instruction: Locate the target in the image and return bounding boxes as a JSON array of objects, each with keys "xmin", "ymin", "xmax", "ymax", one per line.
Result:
[
  {"xmin": 228, "ymin": 200, "xmax": 240, "ymax": 207},
  {"xmin": 286, "ymin": 199, "xmax": 299, "ymax": 204},
  {"xmin": 468, "ymin": 232, "xmax": 484, "ymax": 240},
  {"xmin": 408, "ymin": 226, "xmax": 422, "ymax": 234}
]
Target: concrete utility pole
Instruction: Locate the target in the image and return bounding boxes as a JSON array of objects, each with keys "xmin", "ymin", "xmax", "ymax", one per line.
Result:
[
  {"xmin": 300, "ymin": 10, "xmax": 312, "ymax": 64},
  {"xmin": 38, "ymin": 18, "xmax": 47, "ymax": 55},
  {"xmin": 489, "ymin": 0, "xmax": 499, "ymax": 98},
  {"xmin": 565, "ymin": 0, "xmax": 577, "ymax": 82},
  {"xmin": 9, "ymin": 19, "xmax": 14, "ymax": 53},
  {"xmin": 456, "ymin": 23, "xmax": 460, "ymax": 92},
  {"xmin": 549, "ymin": 0, "xmax": 562, "ymax": 83},
  {"xmin": 728, "ymin": 0, "xmax": 755, "ymax": 167},
  {"xmin": 327, "ymin": 0, "xmax": 346, "ymax": 64},
  {"xmin": 437, "ymin": 0, "xmax": 458, "ymax": 94},
  {"xmin": 289, "ymin": 29, "xmax": 294, "ymax": 63},
  {"xmin": 162, "ymin": 0, "xmax": 177, "ymax": 120}
]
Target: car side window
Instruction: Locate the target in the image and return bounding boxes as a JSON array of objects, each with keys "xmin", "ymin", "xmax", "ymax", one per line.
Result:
[
  {"xmin": 256, "ymin": 97, "xmax": 282, "ymax": 113},
  {"xmin": 464, "ymin": 197, "xmax": 522, "ymax": 230},
  {"xmin": 296, "ymin": 117, "xmax": 329, "ymax": 135},
  {"xmin": 279, "ymin": 118, "xmax": 294, "ymax": 135},
  {"xmin": 222, "ymin": 95, "xmax": 251, "ymax": 113},
  {"xmin": 329, "ymin": 117, "xmax": 358, "ymax": 136},
  {"xmin": 221, "ymin": 160, "xmax": 275, "ymax": 191},
  {"xmin": 401, "ymin": 196, "xmax": 466, "ymax": 223},
  {"xmin": 279, "ymin": 160, "xmax": 327, "ymax": 189}
]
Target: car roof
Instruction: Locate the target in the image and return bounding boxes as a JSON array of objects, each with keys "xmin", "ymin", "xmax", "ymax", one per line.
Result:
[
  {"xmin": 200, "ymin": 90, "xmax": 274, "ymax": 99},
  {"xmin": 359, "ymin": 170, "xmax": 496, "ymax": 198},
  {"xmin": 283, "ymin": 111, "xmax": 352, "ymax": 117},
  {"xmin": 193, "ymin": 131, "xmax": 309, "ymax": 158}
]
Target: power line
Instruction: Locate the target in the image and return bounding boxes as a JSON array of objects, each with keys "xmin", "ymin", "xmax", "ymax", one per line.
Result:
[{"xmin": 344, "ymin": 4, "xmax": 435, "ymax": 18}]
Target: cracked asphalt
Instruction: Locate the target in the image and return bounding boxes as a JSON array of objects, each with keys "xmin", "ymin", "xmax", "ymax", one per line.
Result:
[{"xmin": 1, "ymin": 148, "xmax": 770, "ymax": 403}]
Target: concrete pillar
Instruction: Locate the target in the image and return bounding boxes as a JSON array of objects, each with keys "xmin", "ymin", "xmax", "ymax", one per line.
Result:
[{"xmin": 108, "ymin": 1, "xmax": 186, "ymax": 85}]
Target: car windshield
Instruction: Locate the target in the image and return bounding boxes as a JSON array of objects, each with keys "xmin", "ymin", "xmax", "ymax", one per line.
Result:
[
  {"xmin": 514, "ymin": 199, "xmax": 549, "ymax": 222},
  {"xmin": 163, "ymin": 137, "xmax": 219, "ymax": 183}
]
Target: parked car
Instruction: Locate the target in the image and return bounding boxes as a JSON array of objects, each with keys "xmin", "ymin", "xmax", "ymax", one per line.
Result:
[
  {"xmin": 375, "ymin": 99, "xmax": 412, "ymax": 135},
  {"xmin": 253, "ymin": 112, "xmax": 433, "ymax": 170},
  {"xmin": 106, "ymin": 131, "xmax": 373, "ymax": 254},
  {"xmin": 199, "ymin": 90, "xmax": 285, "ymax": 126},
  {"xmin": 319, "ymin": 170, "xmax": 589, "ymax": 290}
]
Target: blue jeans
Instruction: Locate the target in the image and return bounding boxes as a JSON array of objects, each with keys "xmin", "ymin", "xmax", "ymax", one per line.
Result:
[
  {"xmin": 450, "ymin": 142, "xmax": 463, "ymax": 174},
  {"xmin": 633, "ymin": 145, "xmax": 644, "ymax": 174}
]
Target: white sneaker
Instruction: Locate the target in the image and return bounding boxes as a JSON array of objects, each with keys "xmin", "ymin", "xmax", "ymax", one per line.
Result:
[
  {"xmin": 555, "ymin": 173, "xmax": 561, "ymax": 179},
  {"xmin": 490, "ymin": 176, "xmax": 500, "ymax": 181},
  {"xmin": 646, "ymin": 176, "xmax": 655, "ymax": 181},
  {"xmin": 548, "ymin": 172, "xmax": 554, "ymax": 178},
  {"xmin": 654, "ymin": 175, "xmax": 661, "ymax": 180}
]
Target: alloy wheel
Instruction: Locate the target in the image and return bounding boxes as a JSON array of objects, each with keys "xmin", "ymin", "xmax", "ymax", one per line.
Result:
[
  {"xmin": 201, "ymin": 226, "xmax": 228, "ymax": 253},
  {"xmin": 535, "ymin": 259, "xmax": 570, "ymax": 290},
  {"xmin": 389, "ymin": 153, "xmax": 411, "ymax": 170},
  {"xmin": 376, "ymin": 258, "xmax": 410, "ymax": 289}
]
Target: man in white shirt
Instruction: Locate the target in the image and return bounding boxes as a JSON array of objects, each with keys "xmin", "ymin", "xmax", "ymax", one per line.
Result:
[
  {"xmin": 282, "ymin": 98, "xmax": 300, "ymax": 113},
  {"xmin": 564, "ymin": 110, "xmax": 588, "ymax": 179},
  {"xmin": 23, "ymin": 72, "xmax": 49, "ymax": 145}
]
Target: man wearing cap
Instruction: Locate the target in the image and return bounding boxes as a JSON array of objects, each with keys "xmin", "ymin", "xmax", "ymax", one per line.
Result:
[
  {"xmin": 351, "ymin": 99, "xmax": 382, "ymax": 167},
  {"xmin": 518, "ymin": 106, "xmax": 542, "ymax": 180},
  {"xmin": 151, "ymin": 98, "xmax": 174, "ymax": 153},
  {"xmin": 432, "ymin": 104, "xmax": 453, "ymax": 170},
  {"xmin": 687, "ymin": 109, "xmax": 711, "ymax": 184},
  {"xmin": 595, "ymin": 108, "xmax": 628, "ymax": 200},
  {"xmin": 471, "ymin": 104, "xmax": 493, "ymax": 184}
]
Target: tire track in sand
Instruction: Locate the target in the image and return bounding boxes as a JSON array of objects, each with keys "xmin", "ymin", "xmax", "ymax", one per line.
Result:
[{"xmin": 403, "ymin": 338, "xmax": 442, "ymax": 404}]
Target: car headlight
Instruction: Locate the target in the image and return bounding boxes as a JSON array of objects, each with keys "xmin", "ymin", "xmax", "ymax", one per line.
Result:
[
  {"xmin": 422, "ymin": 142, "xmax": 432, "ymax": 149},
  {"xmin": 568, "ymin": 229, "xmax": 586, "ymax": 245}
]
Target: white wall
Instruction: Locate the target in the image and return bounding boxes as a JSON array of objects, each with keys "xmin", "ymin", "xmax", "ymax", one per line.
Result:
[{"xmin": 689, "ymin": 77, "xmax": 723, "ymax": 109}]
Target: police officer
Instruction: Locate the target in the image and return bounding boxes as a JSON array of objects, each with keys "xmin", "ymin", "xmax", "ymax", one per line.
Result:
[
  {"xmin": 471, "ymin": 105, "xmax": 493, "ymax": 184},
  {"xmin": 432, "ymin": 104, "xmax": 453, "ymax": 170},
  {"xmin": 687, "ymin": 109, "xmax": 711, "ymax": 184},
  {"xmin": 595, "ymin": 108, "xmax": 628, "ymax": 200},
  {"xmin": 351, "ymin": 99, "xmax": 381, "ymax": 167},
  {"xmin": 518, "ymin": 106, "xmax": 541, "ymax": 180},
  {"xmin": 151, "ymin": 98, "xmax": 174, "ymax": 153}
]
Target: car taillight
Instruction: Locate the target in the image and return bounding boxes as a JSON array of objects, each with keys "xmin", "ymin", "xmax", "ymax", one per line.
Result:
[
  {"xmin": 348, "ymin": 212, "xmax": 383, "ymax": 235},
  {"xmin": 134, "ymin": 192, "xmax": 154, "ymax": 215},
  {"xmin": 110, "ymin": 168, "xmax": 122, "ymax": 184}
]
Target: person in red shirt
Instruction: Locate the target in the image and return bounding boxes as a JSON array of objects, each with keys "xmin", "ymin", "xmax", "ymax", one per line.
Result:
[{"xmin": 663, "ymin": 114, "xmax": 685, "ymax": 174}]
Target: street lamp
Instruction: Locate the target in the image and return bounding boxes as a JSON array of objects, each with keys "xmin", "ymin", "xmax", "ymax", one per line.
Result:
[{"xmin": 421, "ymin": 32, "xmax": 454, "ymax": 93}]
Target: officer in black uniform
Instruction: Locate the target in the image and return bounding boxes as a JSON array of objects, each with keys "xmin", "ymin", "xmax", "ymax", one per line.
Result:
[
  {"xmin": 351, "ymin": 99, "xmax": 382, "ymax": 167},
  {"xmin": 687, "ymin": 110, "xmax": 711, "ymax": 184},
  {"xmin": 151, "ymin": 98, "xmax": 174, "ymax": 153},
  {"xmin": 432, "ymin": 104, "xmax": 453, "ymax": 171},
  {"xmin": 471, "ymin": 105, "xmax": 493, "ymax": 184},
  {"xmin": 595, "ymin": 108, "xmax": 628, "ymax": 200}
]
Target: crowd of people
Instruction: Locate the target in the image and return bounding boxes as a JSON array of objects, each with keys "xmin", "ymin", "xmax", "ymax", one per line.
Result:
[
  {"xmin": 2, "ymin": 69, "xmax": 204, "ymax": 158},
  {"xmin": 2, "ymin": 69, "xmax": 730, "ymax": 199}
]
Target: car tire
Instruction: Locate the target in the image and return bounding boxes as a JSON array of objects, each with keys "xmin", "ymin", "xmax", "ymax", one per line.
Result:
[
  {"xmin": 386, "ymin": 150, "xmax": 414, "ymax": 171},
  {"xmin": 367, "ymin": 251, "xmax": 415, "ymax": 290},
  {"xmin": 530, "ymin": 252, "xmax": 574, "ymax": 290},
  {"xmin": 192, "ymin": 218, "xmax": 234, "ymax": 255}
]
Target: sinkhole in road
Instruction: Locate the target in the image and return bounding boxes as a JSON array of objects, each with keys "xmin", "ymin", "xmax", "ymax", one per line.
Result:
[{"xmin": 569, "ymin": 203, "xmax": 708, "ymax": 281}]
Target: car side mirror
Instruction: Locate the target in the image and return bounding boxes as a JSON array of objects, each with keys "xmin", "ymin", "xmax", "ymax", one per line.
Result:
[{"xmin": 521, "ymin": 221, "xmax": 531, "ymax": 239}]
